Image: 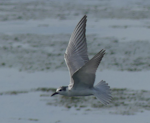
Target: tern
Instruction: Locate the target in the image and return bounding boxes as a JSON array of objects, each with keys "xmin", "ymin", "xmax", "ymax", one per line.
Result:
[{"xmin": 51, "ymin": 15, "xmax": 112, "ymax": 105}]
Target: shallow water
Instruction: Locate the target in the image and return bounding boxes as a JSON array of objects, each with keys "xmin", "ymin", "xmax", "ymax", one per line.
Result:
[
  {"xmin": 1, "ymin": 69, "xmax": 150, "ymax": 92},
  {"xmin": 1, "ymin": 69, "xmax": 150, "ymax": 123}
]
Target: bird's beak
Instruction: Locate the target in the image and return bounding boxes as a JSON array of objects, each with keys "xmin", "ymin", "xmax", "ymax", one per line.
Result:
[{"xmin": 51, "ymin": 92, "xmax": 58, "ymax": 96}]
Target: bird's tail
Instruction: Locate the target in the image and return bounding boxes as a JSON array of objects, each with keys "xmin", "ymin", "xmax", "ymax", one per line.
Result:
[{"xmin": 93, "ymin": 80, "xmax": 112, "ymax": 105}]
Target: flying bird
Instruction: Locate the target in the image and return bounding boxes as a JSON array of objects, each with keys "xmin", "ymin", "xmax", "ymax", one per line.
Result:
[{"xmin": 51, "ymin": 15, "xmax": 112, "ymax": 105}]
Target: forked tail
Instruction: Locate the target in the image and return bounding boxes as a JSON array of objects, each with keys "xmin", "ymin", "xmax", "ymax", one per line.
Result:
[{"xmin": 93, "ymin": 80, "xmax": 112, "ymax": 105}]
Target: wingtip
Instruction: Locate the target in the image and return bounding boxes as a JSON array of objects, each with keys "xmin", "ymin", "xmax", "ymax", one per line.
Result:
[
  {"xmin": 101, "ymin": 49, "xmax": 105, "ymax": 55},
  {"xmin": 82, "ymin": 15, "xmax": 87, "ymax": 20},
  {"xmin": 101, "ymin": 49, "xmax": 105, "ymax": 52},
  {"xmin": 97, "ymin": 49, "xmax": 106, "ymax": 56},
  {"xmin": 84, "ymin": 15, "xmax": 87, "ymax": 18}
]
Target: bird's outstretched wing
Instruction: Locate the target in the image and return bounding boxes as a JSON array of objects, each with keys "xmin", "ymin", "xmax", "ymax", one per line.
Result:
[
  {"xmin": 72, "ymin": 50, "xmax": 105, "ymax": 89},
  {"xmin": 64, "ymin": 15, "xmax": 89, "ymax": 85}
]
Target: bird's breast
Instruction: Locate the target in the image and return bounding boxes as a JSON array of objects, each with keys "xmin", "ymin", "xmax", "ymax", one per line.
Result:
[{"xmin": 67, "ymin": 89, "xmax": 93, "ymax": 96}]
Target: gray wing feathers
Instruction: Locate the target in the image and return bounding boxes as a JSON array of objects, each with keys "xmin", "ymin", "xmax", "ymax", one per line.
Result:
[
  {"xmin": 72, "ymin": 50, "xmax": 105, "ymax": 89},
  {"xmin": 65, "ymin": 15, "xmax": 89, "ymax": 76},
  {"xmin": 81, "ymin": 49, "xmax": 105, "ymax": 74}
]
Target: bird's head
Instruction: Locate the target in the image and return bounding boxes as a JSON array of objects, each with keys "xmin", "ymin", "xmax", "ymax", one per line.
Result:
[{"xmin": 51, "ymin": 86, "xmax": 68, "ymax": 96}]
